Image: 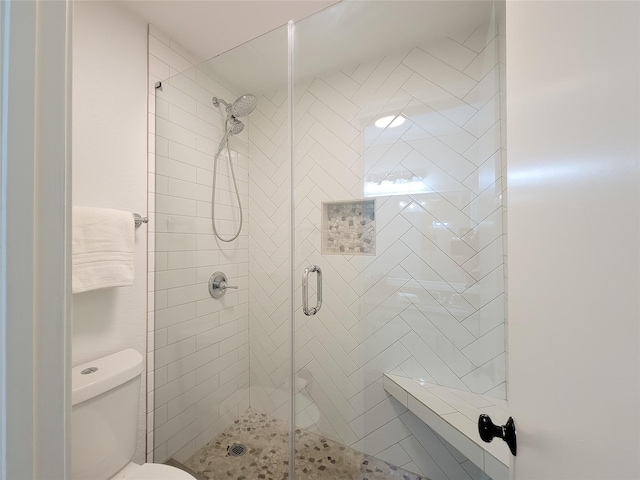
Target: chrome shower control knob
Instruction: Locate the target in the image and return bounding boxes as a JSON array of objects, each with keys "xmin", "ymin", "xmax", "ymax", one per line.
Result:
[
  {"xmin": 208, "ymin": 272, "xmax": 238, "ymax": 298},
  {"xmin": 214, "ymin": 281, "xmax": 238, "ymax": 291}
]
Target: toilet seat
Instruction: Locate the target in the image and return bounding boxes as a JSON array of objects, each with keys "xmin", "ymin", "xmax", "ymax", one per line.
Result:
[{"xmin": 115, "ymin": 462, "xmax": 197, "ymax": 480}]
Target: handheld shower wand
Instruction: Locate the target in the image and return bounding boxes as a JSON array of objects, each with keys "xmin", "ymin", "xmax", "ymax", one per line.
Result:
[{"xmin": 210, "ymin": 94, "xmax": 257, "ymax": 242}]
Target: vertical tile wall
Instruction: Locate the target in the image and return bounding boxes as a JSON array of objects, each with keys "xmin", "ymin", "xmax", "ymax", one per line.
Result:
[
  {"xmin": 148, "ymin": 26, "xmax": 250, "ymax": 463},
  {"xmin": 248, "ymin": 20, "xmax": 505, "ymax": 480}
]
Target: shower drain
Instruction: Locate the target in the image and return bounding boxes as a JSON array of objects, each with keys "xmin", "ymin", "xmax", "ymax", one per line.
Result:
[{"xmin": 227, "ymin": 444, "xmax": 247, "ymax": 457}]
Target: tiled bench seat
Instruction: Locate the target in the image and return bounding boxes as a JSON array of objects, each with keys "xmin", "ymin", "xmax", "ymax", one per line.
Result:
[{"xmin": 383, "ymin": 374, "xmax": 511, "ymax": 480}]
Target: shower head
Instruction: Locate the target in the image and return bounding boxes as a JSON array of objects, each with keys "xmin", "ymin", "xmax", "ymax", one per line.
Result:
[
  {"xmin": 230, "ymin": 94, "xmax": 257, "ymax": 117},
  {"xmin": 227, "ymin": 117, "xmax": 245, "ymax": 135},
  {"xmin": 212, "ymin": 94, "xmax": 257, "ymax": 118}
]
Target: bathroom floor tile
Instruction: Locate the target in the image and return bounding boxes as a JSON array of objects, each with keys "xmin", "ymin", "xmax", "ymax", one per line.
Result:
[{"xmin": 184, "ymin": 408, "xmax": 428, "ymax": 480}]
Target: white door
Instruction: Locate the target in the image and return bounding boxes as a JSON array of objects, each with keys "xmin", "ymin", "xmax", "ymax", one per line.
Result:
[
  {"xmin": 0, "ymin": 1, "xmax": 71, "ymax": 478},
  {"xmin": 507, "ymin": 2, "xmax": 639, "ymax": 478}
]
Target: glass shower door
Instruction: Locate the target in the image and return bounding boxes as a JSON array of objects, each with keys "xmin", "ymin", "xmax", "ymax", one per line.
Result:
[
  {"xmin": 151, "ymin": 24, "xmax": 293, "ymax": 474},
  {"xmin": 291, "ymin": 2, "xmax": 507, "ymax": 479}
]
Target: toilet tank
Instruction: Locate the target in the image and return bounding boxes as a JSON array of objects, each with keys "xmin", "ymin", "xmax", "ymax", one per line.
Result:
[{"xmin": 72, "ymin": 349, "xmax": 144, "ymax": 480}]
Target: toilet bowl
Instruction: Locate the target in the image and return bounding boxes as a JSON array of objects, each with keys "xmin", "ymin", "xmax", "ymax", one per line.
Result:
[
  {"xmin": 71, "ymin": 349, "xmax": 197, "ymax": 480},
  {"xmin": 112, "ymin": 461, "xmax": 194, "ymax": 479}
]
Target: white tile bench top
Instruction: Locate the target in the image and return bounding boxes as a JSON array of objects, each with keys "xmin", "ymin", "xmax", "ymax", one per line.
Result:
[{"xmin": 383, "ymin": 374, "xmax": 511, "ymax": 480}]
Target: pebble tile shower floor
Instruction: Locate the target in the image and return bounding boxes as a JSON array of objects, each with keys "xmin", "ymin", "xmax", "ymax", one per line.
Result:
[{"xmin": 184, "ymin": 408, "xmax": 428, "ymax": 480}]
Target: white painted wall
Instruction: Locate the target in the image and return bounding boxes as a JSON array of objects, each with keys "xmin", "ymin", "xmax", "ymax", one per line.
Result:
[{"xmin": 72, "ymin": 0, "xmax": 148, "ymax": 463}]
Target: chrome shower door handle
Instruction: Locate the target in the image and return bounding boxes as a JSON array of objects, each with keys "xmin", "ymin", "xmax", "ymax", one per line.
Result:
[{"xmin": 302, "ymin": 265, "xmax": 322, "ymax": 316}]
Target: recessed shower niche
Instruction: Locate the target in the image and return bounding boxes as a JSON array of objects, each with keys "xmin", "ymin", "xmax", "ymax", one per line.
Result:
[{"xmin": 321, "ymin": 200, "xmax": 376, "ymax": 255}]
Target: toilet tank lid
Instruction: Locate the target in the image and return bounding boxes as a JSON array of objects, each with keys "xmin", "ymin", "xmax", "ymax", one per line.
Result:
[{"xmin": 72, "ymin": 349, "xmax": 144, "ymax": 406}]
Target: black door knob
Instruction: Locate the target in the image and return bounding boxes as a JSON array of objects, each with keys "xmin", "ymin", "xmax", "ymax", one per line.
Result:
[{"xmin": 478, "ymin": 414, "xmax": 517, "ymax": 456}]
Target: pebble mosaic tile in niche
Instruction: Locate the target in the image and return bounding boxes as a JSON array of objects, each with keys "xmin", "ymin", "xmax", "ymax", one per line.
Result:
[{"xmin": 322, "ymin": 200, "xmax": 375, "ymax": 255}]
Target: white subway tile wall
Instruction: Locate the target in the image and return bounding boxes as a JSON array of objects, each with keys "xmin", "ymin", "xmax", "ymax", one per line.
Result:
[
  {"xmin": 148, "ymin": 25, "xmax": 250, "ymax": 463},
  {"xmin": 248, "ymin": 21, "xmax": 504, "ymax": 480}
]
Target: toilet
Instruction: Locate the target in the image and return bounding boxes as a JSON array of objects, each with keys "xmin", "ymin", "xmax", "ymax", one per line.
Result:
[{"xmin": 72, "ymin": 349, "xmax": 197, "ymax": 480}]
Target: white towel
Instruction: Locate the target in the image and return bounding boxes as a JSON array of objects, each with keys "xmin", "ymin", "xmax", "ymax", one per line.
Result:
[{"xmin": 72, "ymin": 206, "xmax": 135, "ymax": 294}]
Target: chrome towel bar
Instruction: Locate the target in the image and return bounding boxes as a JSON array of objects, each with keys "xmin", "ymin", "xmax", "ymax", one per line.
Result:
[{"xmin": 133, "ymin": 213, "xmax": 148, "ymax": 228}]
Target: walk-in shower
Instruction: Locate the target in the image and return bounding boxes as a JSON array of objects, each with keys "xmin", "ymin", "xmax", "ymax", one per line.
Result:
[
  {"xmin": 152, "ymin": 1, "xmax": 507, "ymax": 479},
  {"xmin": 211, "ymin": 94, "xmax": 257, "ymax": 242}
]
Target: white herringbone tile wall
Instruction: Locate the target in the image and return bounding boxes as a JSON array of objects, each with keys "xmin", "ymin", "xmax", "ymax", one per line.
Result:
[
  {"xmin": 248, "ymin": 20, "xmax": 505, "ymax": 480},
  {"xmin": 148, "ymin": 26, "xmax": 250, "ymax": 463}
]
